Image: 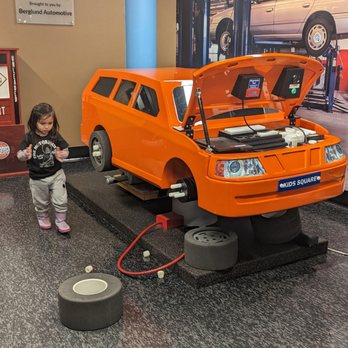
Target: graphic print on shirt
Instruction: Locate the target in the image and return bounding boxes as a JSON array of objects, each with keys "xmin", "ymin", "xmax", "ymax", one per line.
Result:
[{"xmin": 32, "ymin": 139, "xmax": 57, "ymax": 168}]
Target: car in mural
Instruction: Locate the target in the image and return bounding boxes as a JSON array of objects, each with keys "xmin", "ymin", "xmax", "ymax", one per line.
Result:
[
  {"xmin": 81, "ymin": 53, "xmax": 346, "ymax": 220},
  {"xmin": 210, "ymin": 0, "xmax": 348, "ymax": 57}
]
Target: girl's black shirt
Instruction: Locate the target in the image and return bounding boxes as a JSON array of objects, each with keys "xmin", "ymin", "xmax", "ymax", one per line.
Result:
[{"xmin": 19, "ymin": 132, "xmax": 69, "ymax": 180}]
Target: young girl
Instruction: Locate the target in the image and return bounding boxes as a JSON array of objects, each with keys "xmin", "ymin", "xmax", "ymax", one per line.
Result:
[{"xmin": 17, "ymin": 103, "xmax": 71, "ymax": 233}]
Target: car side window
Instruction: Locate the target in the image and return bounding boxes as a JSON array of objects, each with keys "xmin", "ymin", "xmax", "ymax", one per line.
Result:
[
  {"xmin": 173, "ymin": 84, "xmax": 192, "ymax": 121},
  {"xmin": 134, "ymin": 85, "xmax": 159, "ymax": 117},
  {"xmin": 92, "ymin": 77, "xmax": 117, "ymax": 97},
  {"xmin": 114, "ymin": 80, "xmax": 136, "ymax": 105}
]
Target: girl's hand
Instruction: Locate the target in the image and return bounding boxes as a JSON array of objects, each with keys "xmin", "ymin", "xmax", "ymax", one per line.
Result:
[
  {"xmin": 55, "ymin": 147, "xmax": 69, "ymax": 162},
  {"xmin": 55, "ymin": 147, "xmax": 64, "ymax": 162},
  {"xmin": 25, "ymin": 144, "xmax": 33, "ymax": 160}
]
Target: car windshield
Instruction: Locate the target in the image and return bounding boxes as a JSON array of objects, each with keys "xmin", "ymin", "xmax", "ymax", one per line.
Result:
[
  {"xmin": 173, "ymin": 82, "xmax": 193, "ymax": 121},
  {"xmin": 173, "ymin": 82, "xmax": 280, "ymax": 123}
]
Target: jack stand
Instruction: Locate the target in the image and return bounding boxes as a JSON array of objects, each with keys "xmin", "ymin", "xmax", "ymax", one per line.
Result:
[{"xmin": 172, "ymin": 199, "xmax": 217, "ymax": 227}]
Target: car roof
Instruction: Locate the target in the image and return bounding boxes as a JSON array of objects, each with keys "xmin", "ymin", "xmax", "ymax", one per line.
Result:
[{"xmin": 95, "ymin": 67, "xmax": 196, "ymax": 83}]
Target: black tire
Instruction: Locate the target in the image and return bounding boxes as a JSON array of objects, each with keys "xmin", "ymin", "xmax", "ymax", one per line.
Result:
[
  {"xmin": 89, "ymin": 130, "xmax": 112, "ymax": 172},
  {"xmin": 216, "ymin": 20, "xmax": 233, "ymax": 56},
  {"xmin": 58, "ymin": 273, "xmax": 123, "ymax": 331},
  {"xmin": 303, "ymin": 17, "xmax": 333, "ymax": 57},
  {"xmin": 251, "ymin": 208, "xmax": 302, "ymax": 245},
  {"xmin": 184, "ymin": 226, "xmax": 238, "ymax": 271}
]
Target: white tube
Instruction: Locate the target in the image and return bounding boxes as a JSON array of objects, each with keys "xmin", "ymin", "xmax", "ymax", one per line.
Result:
[{"xmin": 170, "ymin": 183, "xmax": 183, "ymax": 189}]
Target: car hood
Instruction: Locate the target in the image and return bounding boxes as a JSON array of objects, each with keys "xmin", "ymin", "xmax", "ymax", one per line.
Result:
[{"xmin": 182, "ymin": 53, "xmax": 324, "ymax": 126}]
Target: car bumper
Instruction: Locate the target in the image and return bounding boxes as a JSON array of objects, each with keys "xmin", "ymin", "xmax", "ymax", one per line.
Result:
[{"xmin": 197, "ymin": 161, "xmax": 346, "ymax": 217}]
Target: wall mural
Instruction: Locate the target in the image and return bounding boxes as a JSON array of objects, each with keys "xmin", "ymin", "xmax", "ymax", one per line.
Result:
[
  {"xmin": 176, "ymin": 0, "xmax": 348, "ymax": 99},
  {"xmin": 178, "ymin": 0, "xmax": 348, "ymax": 61}
]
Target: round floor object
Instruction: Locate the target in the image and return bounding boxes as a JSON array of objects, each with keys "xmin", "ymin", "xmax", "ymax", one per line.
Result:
[
  {"xmin": 58, "ymin": 273, "xmax": 122, "ymax": 331},
  {"xmin": 184, "ymin": 226, "xmax": 238, "ymax": 271}
]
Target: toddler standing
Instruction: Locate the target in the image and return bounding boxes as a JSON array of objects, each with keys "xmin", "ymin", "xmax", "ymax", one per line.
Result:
[{"xmin": 17, "ymin": 103, "xmax": 71, "ymax": 233}]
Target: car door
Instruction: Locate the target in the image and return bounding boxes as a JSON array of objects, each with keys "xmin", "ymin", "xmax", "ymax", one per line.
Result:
[
  {"xmin": 251, "ymin": 0, "xmax": 276, "ymax": 38},
  {"xmin": 110, "ymin": 80, "xmax": 165, "ymax": 181},
  {"xmin": 273, "ymin": 0, "xmax": 315, "ymax": 38}
]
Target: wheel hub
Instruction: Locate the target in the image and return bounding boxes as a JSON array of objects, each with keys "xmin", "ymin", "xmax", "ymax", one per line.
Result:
[
  {"xmin": 92, "ymin": 140, "xmax": 102, "ymax": 162},
  {"xmin": 193, "ymin": 230, "xmax": 230, "ymax": 244},
  {"xmin": 308, "ymin": 24, "xmax": 327, "ymax": 50},
  {"xmin": 220, "ymin": 31, "xmax": 231, "ymax": 53},
  {"xmin": 73, "ymin": 278, "xmax": 108, "ymax": 295}
]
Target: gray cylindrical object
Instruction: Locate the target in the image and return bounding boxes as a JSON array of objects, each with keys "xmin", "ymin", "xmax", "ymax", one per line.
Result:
[
  {"xmin": 251, "ymin": 208, "xmax": 302, "ymax": 244},
  {"xmin": 58, "ymin": 273, "xmax": 122, "ymax": 331},
  {"xmin": 184, "ymin": 227, "xmax": 238, "ymax": 271}
]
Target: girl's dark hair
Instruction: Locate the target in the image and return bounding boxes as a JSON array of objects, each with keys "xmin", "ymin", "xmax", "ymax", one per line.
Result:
[{"xmin": 27, "ymin": 102, "xmax": 60, "ymax": 136}]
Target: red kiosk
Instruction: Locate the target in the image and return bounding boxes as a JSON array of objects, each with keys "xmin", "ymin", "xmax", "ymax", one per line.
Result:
[{"xmin": 0, "ymin": 48, "xmax": 27, "ymax": 176}]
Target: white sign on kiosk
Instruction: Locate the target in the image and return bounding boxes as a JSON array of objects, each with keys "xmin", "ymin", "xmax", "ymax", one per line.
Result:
[
  {"xmin": 15, "ymin": 0, "xmax": 75, "ymax": 26},
  {"xmin": 0, "ymin": 66, "xmax": 10, "ymax": 100}
]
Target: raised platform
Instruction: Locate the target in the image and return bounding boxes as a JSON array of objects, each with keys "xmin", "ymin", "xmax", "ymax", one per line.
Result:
[{"xmin": 66, "ymin": 162, "xmax": 328, "ymax": 288}]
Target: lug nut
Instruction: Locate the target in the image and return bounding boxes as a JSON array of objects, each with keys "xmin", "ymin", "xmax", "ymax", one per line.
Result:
[{"xmin": 157, "ymin": 270, "xmax": 165, "ymax": 279}]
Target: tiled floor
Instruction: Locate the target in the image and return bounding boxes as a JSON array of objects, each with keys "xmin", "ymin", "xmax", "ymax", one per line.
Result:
[{"xmin": 1, "ymin": 103, "xmax": 347, "ymax": 347}]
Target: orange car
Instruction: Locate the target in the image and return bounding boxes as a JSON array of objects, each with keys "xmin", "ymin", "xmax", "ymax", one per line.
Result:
[{"xmin": 81, "ymin": 53, "xmax": 346, "ymax": 217}]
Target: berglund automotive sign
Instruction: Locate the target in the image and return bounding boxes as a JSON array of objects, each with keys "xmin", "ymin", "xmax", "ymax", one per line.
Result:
[{"xmin": 15, "ymin": 0, "xmax": 75, "ymax": 26}]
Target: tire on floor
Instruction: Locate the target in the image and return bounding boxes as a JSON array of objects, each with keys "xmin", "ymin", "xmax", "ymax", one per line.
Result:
[
  {"xmin": 184, "ymin": 226, "xmax": 238, "ymax": 271},
  {"xmin": 251, "ymin": 208, "xmax": 302, "ymax": 244},
  {"xmin": 58, "ymin": 273, "xmax": 122, "ymax": 331}
]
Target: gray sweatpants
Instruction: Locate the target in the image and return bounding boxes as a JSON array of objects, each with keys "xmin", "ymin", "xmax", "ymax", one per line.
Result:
[{"xmin": 29, "ymin": 169, "xmax": 68, "ymax": 214}]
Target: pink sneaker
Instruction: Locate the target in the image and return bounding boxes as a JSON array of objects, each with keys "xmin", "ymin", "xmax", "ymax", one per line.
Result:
[
  {"xmin": 55, "ymin": 212, "xmax": 71, "ymax": 234},
  {"xmin": 37, "ymin": 213, "xmax": 52, "ymax": 230}
]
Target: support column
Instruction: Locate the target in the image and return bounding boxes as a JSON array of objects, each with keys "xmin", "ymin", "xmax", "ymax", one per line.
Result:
[
  {"xmin": 125, "ymin": 0, "xmax": 157, "ymax": 68},
  {"xmin": 232, "ymin": 0, "xmax": 251, "ymax": 58}
]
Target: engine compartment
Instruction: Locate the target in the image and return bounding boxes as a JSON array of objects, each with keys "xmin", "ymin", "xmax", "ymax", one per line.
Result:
[{"xmin": 195, "ymin": 124, "xmax": 324, "ymax": 153}]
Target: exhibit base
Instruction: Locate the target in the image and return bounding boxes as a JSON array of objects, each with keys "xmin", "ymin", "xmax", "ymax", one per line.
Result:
[{"xmin": 66, "ymin": 165, "xmax": 328, "ymax": 288}]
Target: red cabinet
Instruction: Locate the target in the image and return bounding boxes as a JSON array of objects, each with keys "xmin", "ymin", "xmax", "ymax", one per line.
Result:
[{"xmin": 0, "ymin": 48, "xmax": 27, "ymax": 176}]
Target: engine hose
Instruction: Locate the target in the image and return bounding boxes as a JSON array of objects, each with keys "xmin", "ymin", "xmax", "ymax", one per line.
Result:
[{"xmin": 117, "ymin": 221, "xmax": 185, "ymax": 276}]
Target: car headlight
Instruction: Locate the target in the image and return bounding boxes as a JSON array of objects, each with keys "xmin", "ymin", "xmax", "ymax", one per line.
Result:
[
  {"xmin": 215, "ymin": 158, "xmax": 265, "ymax": 178},
  {"xmin": 325, "ymin": 144, "xmax": 344, "ymax": 163}
]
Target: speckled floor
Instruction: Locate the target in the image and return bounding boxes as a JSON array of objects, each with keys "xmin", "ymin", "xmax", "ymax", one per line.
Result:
[{"xmin": 1, "ymin": 105, "xmax": 348, "ymax": 348}]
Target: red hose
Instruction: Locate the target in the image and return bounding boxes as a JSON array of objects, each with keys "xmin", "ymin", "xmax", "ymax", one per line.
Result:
[{"xmin": 117, "ymin": 221, "xmax": 185, "ymax": 276}]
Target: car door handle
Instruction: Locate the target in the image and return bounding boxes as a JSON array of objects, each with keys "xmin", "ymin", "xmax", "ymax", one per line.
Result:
[
  {"xmin": 303, "ymin": 3, "xmax": 310, "ymax": 8},
  {"xmin": 266, "ymin": 8, "xmax": 273, "ymax": 12}
]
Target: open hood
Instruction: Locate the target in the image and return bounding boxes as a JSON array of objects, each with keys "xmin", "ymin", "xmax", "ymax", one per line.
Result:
[{"xmin": 182, "ymin": 53, "xmax": 324, "ymax": 126}]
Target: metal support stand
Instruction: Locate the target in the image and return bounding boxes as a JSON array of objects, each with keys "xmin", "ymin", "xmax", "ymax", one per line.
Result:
[
  {"xmin": 303, "ymin": 45, "xmax": 348, "ymax": 113},
  {"xmin": 231, "ymin": 0, "xmax": 251, "ymax": 58},
  {"xmin": 176, "ymin": 0, "xmax": 210, "ymax": 68}
]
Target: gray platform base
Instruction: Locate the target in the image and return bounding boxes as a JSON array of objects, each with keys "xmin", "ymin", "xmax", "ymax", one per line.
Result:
[{"xmin": 66, "ymin": 169, "xmax": 328, "ymax": 288}]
